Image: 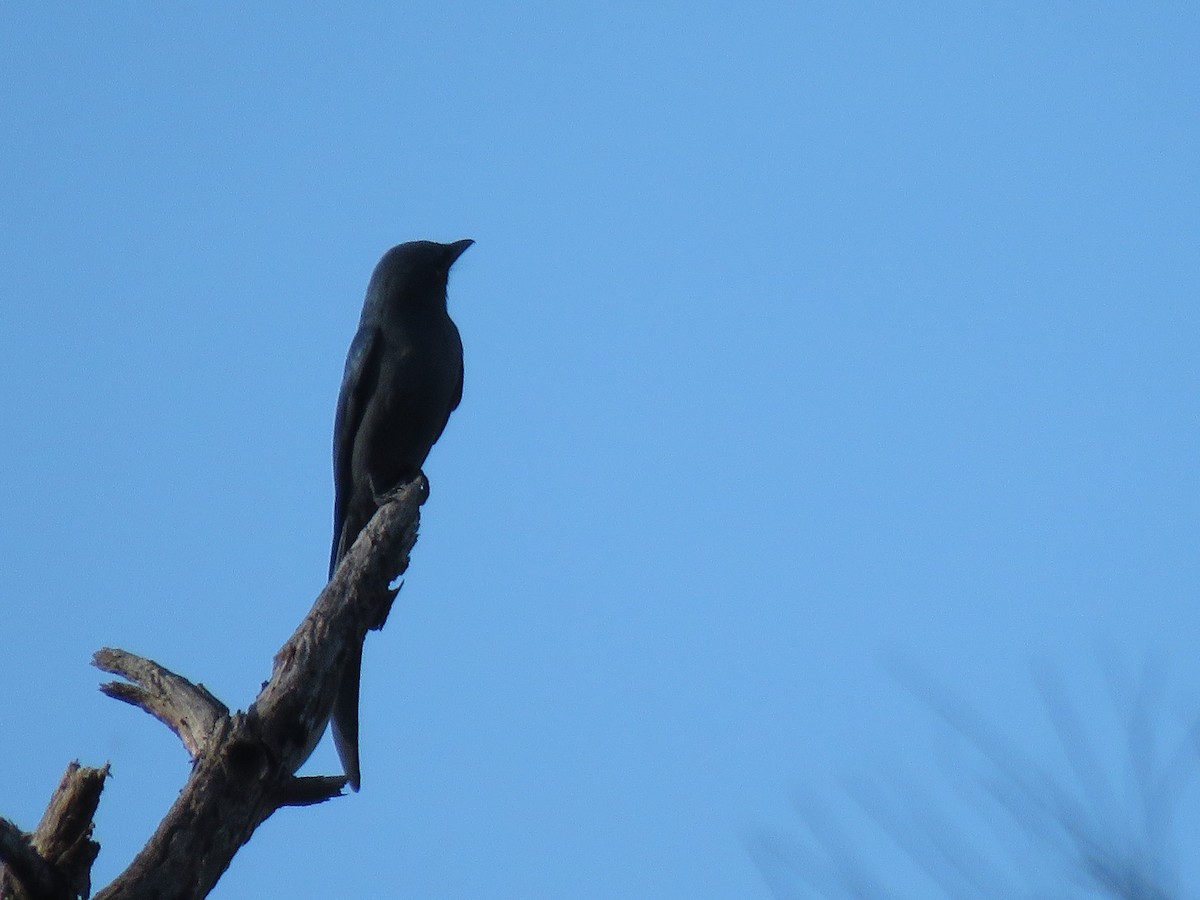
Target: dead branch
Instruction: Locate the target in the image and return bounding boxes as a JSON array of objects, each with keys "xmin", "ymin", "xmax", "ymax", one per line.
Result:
[
  {"xmin": 0, "ymin": 762, "xmax": 106, "ymax": 900},
  {"xmin": 0, "ymin": 477, "xmax": 426, "ymax": 900},
  {"xmin": 94, "ymin": 649, "xmax": 228, "ymax": 760}
]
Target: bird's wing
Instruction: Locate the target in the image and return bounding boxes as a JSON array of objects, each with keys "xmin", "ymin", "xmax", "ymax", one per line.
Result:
[
  {"xmin": 330, "ymin": 326, "xmax": 383, "ymax": 578},
  {"xmin": 450, "ymin": 360, "xmax": 464, "ymax": 412}
]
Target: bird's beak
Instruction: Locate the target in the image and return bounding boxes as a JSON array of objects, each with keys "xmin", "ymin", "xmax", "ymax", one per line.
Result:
[{"xmin": 446, "ymin": 239, "xmax": 474, "ymax": 265}]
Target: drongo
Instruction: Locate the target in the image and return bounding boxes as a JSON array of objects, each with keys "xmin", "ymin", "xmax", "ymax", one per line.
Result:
[{"xmin": 329, "ymin": 238, "xmax": 472, "ymax": 790}]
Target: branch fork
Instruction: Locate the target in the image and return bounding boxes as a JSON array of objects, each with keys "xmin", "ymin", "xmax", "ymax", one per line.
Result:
[{"xmin": 0, "ymin": 478, "xmax": 426, "ymax": 900}]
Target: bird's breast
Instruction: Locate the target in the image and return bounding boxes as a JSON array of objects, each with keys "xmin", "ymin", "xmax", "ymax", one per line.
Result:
[{"xmin": 351, "ymin": 318, "xmax": 462, "ymax": 487}]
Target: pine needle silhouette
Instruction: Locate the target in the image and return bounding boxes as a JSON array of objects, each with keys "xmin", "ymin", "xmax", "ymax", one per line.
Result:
[{"xmin": 752, "ymin": 654, "xmax": 1200, "ymax": 899}]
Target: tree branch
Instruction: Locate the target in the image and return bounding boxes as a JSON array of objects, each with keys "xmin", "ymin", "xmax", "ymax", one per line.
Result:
[
  {"xmin": 1, "ymin": 476, "xmax": 426, "ymax": 900},
  {"xmin": 0, "ymin": 817, "xmax": 66, "ymax": 900},
  {"xmin": 274, "ymin": 776, "xmax": 350, "ymax": 808},
  {"xmin": 0, "ymin": 762, "xmax": 107, "ymax": 900},
  {"xmin": 94, "ymin": 649, "xmax": 228, "ymax": 759}
]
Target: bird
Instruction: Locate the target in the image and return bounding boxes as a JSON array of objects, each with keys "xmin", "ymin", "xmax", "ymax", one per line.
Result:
[{"xmin": 328, "ymin": 238, "xmax": 472, "ymax": 790}]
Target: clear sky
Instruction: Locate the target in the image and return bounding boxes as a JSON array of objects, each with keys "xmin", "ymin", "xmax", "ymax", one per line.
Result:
[{"xmin": 1, "ymin": 4, "xmax": 1198, "ymax": 898}]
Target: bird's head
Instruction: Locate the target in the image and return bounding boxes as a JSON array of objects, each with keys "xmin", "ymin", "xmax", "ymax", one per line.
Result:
[{"xmin": 366, "ymin": 239, "xmax": 473, "ymax": 311}]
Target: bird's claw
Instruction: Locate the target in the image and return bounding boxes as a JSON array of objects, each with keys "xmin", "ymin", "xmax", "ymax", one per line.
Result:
[{"xmin": 372, "ymin": 471, "xmax": 430, "ymax": 507}]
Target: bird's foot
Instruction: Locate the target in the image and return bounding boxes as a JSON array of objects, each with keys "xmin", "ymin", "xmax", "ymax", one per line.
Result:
[{"xmin": 372, "ymin": 471, "xmax": 430, "ymax": 507}]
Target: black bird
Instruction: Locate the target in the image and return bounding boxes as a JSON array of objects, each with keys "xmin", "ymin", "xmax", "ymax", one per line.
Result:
[{"xmin": 329, "ymin": 238, "xmax": 471, "ymax": 790}]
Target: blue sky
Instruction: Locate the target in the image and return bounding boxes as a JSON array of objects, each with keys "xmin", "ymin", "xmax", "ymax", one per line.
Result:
[{"xmin": 1, "ymin": 4, "xmax": 1198, "ymax": 897}]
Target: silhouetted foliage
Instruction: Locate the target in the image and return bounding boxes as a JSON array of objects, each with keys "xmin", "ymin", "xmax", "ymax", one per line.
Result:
[{"xmin": 752, "ymin": 654, "xmax": 1199, "ymax": 899}]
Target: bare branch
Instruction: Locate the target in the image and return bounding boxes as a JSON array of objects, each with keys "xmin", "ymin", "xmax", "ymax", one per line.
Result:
[
  {"xmin": 0, "ymin": 817, "xmax": 66, "ymax": 900},
  {"xmin": 0, "ymin": 762, "xmax": 107, "ymax": 900},
  {"xmin": 86, "ymin": 480, "xmax": 425, "ymax": 900},
  {"xmin": 94, "ymin": 649, "xmax": 228, "ymax": 759},
  {"xmin": 2, "ymin": 475, "xmax": 425, "ymax": 899},
  {"xmin": 275, "ymin": 777, "xmax": 349, "ymax": 808}
]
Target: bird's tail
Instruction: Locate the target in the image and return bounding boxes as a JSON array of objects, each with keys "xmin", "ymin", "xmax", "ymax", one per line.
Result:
[
  {"xmin": 329, "ymin": 531, "xmax": 342, "ymax": 581},
  {"xmin": 329, "ymin": 515, "xmax": 351, "ymax": 580},
  {"xmin": 331, "ymin": 641, "xmax": 363, "ymax": 791},
  {"xmin": 329, "ymin": 504, "xmax": 370, "ymax": 789}
]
